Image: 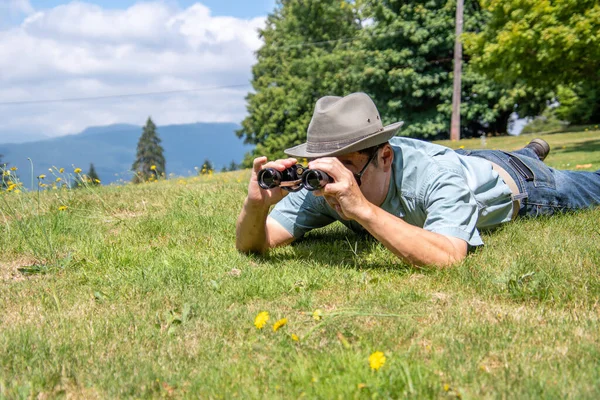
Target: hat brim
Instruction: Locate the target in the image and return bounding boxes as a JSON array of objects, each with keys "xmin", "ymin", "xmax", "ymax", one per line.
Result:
[{"xmin": 284, "ymin": 121, "xmax": 404, "ymax": 158}]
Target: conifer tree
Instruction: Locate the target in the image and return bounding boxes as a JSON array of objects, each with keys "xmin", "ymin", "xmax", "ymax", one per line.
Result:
[
  {"xmin": 87, "ymin": 163, "xmax": 101, "ymax": 185},
  {"xmin": 200, "ymin": 159, "xmax": 213, "ymax": 175},
  {"xmin": 132, "ymin": 117, "xmax": 166, "ymax": 183},
  {"xmin": 0, "ymin": 154, "xmax": 7, "ymax": 189}
]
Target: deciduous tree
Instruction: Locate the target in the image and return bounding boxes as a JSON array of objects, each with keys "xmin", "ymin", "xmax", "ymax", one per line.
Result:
[
  {"xmin": 237, "ymin": 0, "xmax": 363, "ymax": 165},
  {"xmin": 464, "ymin": 0, "xmax": 600, "ymax": 124}
]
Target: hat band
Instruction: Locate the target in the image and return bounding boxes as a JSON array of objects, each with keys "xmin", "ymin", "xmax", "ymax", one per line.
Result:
[{"xmin": 306, "ymin": 128, "xmax": 384, "ymax": 153}]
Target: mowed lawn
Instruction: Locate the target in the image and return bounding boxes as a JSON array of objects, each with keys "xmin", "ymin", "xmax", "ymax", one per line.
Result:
[{"xmin": 1, "ymin": 130, "xmax": 599, "ymax": 398}]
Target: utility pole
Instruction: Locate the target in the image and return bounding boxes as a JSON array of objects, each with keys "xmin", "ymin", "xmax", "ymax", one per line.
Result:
[{"xmin": 450, "ymin": 0, "xmax": 464, "ymax": 141}]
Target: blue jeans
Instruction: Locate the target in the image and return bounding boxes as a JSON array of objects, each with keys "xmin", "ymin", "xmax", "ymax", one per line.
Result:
[{"xmin": 456, "ymin": 148, "xmax": 600, "ymax": 217}]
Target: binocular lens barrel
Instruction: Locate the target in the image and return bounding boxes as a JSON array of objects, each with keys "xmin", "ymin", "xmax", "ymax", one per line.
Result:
[
  {"xmin": 257, "ymin": 165, "xmax": 331, "ymax": 191},
  {"xmin": 257, "ymin": 168, "xmax": 282, "ymax": 189},
  {"xmin": 301, "ymin": 170, "xmax": 331, "ymax": 191}
]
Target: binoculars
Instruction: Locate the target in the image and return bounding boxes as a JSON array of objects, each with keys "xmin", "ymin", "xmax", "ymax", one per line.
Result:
[{"xmin": 257, "ymin": 164, "xmax": 333, "ymax": 192}]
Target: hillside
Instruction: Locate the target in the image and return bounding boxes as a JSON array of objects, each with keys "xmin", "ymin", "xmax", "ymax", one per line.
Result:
[
  {"xmin": 0, "ymin": 123, "xmax": 253, "ymax": 184},
  {"xmin": 1, "ymin": 131, "xmax": 599, "ymax": 398}
]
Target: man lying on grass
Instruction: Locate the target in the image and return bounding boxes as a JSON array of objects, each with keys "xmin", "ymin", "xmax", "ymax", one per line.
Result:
[{"xmin": 236, "ymin": 92, "xmax": 600, "ymax": 267}]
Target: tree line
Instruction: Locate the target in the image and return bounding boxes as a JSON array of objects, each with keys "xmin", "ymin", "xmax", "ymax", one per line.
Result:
[{"xmin": 236, "ymin": 0, "xmax": 600, "ymax": 165}]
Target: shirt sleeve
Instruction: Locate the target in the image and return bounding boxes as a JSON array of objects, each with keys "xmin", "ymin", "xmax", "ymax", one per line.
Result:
[
  {"xmin": 420, "ymin": 167, "xmax": 484, "ymax": 247},
  {"xmin": 269, "ymin": 190, "xmax": 337, "ymax": 238}
]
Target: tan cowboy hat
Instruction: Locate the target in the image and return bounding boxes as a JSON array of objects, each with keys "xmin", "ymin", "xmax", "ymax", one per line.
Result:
[{"xmin": 284, "ymin": 92, "xmax": 403, "ymax": 158}]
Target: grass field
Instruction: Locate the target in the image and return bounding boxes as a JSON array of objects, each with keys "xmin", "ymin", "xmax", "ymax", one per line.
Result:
[{"xmin": 1, "ymin": 130, "xmax": 599, "ymax": 398}]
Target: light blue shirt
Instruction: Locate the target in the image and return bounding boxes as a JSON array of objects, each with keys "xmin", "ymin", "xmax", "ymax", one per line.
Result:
[{"xmin": 270, "ymin": 137, "xmax": 513, "ymax": 246}]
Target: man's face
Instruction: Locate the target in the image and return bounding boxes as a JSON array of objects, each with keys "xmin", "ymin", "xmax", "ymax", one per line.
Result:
[{"xmin": 334, "ymin": 146, "xmax": 391, "ymax": 205}]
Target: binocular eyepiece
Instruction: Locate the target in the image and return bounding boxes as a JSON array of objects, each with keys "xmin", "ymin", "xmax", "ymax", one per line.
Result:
[{"xmin": 258, "ymin": 164, "xmax": 333, "ymax": 192}]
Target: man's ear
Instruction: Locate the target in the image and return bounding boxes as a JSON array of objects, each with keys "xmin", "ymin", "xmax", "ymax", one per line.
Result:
[{"xmin": 381, "ymin": 144, "xmax": 394, "ymax": 172}]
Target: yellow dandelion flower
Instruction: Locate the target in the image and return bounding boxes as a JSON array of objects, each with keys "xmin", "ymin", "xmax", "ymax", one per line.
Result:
[
  {"xmin": 273, "ymin": 318, "xmax": 287, "ymax": 332},
  {"xmin": 59, "ymin": 168, "xmax": 64, "ymax": 173},
  {"xmin": 58, "ymin": 205, "xmax": 68, "ymax": 211},
  {"xmin": 74, "ymin": 168, "xmax": 82, "ymax": 174},
  {"xmin": 357, "ymin": 383, "xmax": 367, "ymax": 389},
  {"xmin": 291, "ymin": 334, "xmax": 299, "ymax": 341},
  {"xmin": 10, "ymin": 167, "xmax": 17, "ymax": 171},
  {"xmin": 8, "ymin": 183, "xmax": 16, "ymax": 191},
  {"xmin": 459, "ymin": 145, "xmax": 465, "ymax": 149},
  {"xmin": 14, "ymin": 189, "xmax": 21, "ymax": 193},
  {"xmin": 443, "ymin": 384, "xmax": 450, "ymax": 392},
  {"xmin": 312, "ymin": 309, "xmax": 323, "ymax": 321},
  {"xmin": 254, "ymin": 311, "xmax": 269, "ymax": 329},
  {"xmin": 150, "ymin": 165, "xmax": 157, "ymax": 171},
  {"xmin": 369, "ymin": 351, "xmax": 386, "ymax": 371},
  {"xmin": 56, "ymin": 177, "xmax": 62, "ymax": 182},
  {"xmin": 38, "ymin": 174, "xmax": 46, "ymax": 179},
  {"xmin": 94, "ymin": 179, "xmax": 101, "ymax": 183},
  {"xmin": 2, "ymin": 170, "xmax": 9, "ymax": 176}
]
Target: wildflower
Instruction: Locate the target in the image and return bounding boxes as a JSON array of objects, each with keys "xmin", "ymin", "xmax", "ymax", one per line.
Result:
[
  {"xmin": 8, "ymin": 183, "xmax": 16, "ymax": 191},
  {"xmin": 38, "ymin": 174, "xmax": 46, "ymax": 179},
  {"xmin": 48, "ymin": 168, "xmax": 53, "ymax": 172},
  {"xmin": 357, "ymin": 383, "xmax": 367, "ymax": 389},
  {"xmin": 312, "ymin": 309, "xmax": 323, "ymax": 321},
  {"xmin": 369, "ymin": 351, "xmax": 386, "ymax": 371},
  {"xmin": 10, "ymin": 167, "xmax": 17, "ymax": 171},
  {"xmin": 150, "ymin": 165, "xmax": 157, "ymax": 171},
  {"xmin": 94, "ymin": 179, "xmax": 101, "ymax": 184},
  {"xmin": 254, "ymin": 311, "xmax": 269, "ymax": 329},
  {"xmin": 459, "ymin": 145, "xmax": 465, "ymax": 149},
  {"xmin": 56, "ymin": 177, "xmax": 62, "ymax": 182},
  {"xmin": 273, "ymin": 318, "xmax": 287, "ymax": 332},
  {"xmin": 74, "ymin": 168, "xmax": 82, "ymax": 174},
  {"xmin": 2, "ymin": 170, "xmax": 9, "ymax": 176},
  {"xmin": 58, "ymin": 205, "xmax": 68, "ymax": 211},
  {"xmin": 59, "ymin": 168, "xmax": 64, "ymax": 173},
  {"xmin": 443, "ymin": 384, "xmax": 450, "ymax": 392},
  {"xmin": 291, "ymin": 334, "xmax": 299, "ymax": 341}
]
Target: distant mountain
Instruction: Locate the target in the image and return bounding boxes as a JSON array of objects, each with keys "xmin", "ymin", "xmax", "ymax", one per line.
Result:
[
  {"xmin": 0, "ymin": 123, "xmax": 254, "ymax": 185},
  {"xmin": 0, "ymin": 131, "xmax": 52, "ymax": 144}
]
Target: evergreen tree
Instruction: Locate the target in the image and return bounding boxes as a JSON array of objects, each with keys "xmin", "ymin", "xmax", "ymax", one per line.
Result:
[
  {"xmin": 132, "ymin": 117, "xmax": 166, "ymax": 183},
  {"xmin": 200, "ymin": 159, "xmax": 213, "ymax": 175},
  {"xmin": 0, "ymin": 154, "xmax": 7, "ymax": 189},
  {"xmin": 87, "ymin": 163, "xmax": 101, "ymax": 185},
  {"xmin": 237, "ymin": 0, "xmax": 541, "ymax": 163},
  {"xmin": 228, "ymin": 160, "xmax": 239, "ymax": 171},
  {"xmin": 357, "ymin": 0, "xmax": 534, "ymax": 139}
]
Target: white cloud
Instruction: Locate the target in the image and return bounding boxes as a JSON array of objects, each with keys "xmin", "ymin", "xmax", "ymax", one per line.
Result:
[{"xmin": 0, "ymin": 1, "xmax": 265, "ymax": 142}]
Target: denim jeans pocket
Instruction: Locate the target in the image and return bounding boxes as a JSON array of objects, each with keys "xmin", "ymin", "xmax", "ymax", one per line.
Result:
[{"xmin": 502, "ymin": 152, "xmax": 556, "ymax": 189}]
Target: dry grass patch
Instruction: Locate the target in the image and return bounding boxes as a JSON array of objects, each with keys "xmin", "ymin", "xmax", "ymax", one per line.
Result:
[{"xmin": 0, "ymin": 257, "xmax": 40, "ymax": 282}]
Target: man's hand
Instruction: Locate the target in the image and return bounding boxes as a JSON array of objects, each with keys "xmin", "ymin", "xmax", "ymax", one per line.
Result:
[
  {"xmin": 237, "ymin": 156, "xmax": 297, "ymax": 254},
  {"xmin": 308, "ymin": 157, "xmax": 368, "ymax": 220},
  {"xmin": 246, "ymin": 156, "xmax": 298, "ymax": 208}
]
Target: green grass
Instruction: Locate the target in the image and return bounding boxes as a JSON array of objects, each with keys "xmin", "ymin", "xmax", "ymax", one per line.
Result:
[{"xmin": 1, "ymin": 130, "xmax": 600, "ymax": 398}]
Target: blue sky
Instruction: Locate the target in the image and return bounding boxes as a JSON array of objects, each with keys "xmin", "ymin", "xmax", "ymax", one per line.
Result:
[
  {"xmin": 0, "ymin": 0, "xmax": 276, "ymax": 143},
  {"xmin": 28, "ymin": 0, "xmax": 276, "ymax": 19}
]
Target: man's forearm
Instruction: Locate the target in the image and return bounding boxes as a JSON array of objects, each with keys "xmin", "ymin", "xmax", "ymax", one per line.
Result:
[
  {"xmin": 235, "ymin": 199, "xmax": 271, "ymax": 253},
  {"xmin": 356, "ymin": 204, "xmax": 467, "ymax": 267}
]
